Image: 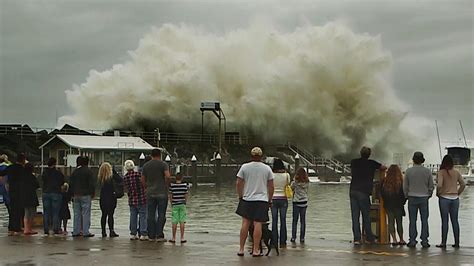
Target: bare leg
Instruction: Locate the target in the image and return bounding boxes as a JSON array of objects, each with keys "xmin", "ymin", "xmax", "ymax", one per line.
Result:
[
  {"xmin": 390, "ymin": 232, "xmax": 398, "ymax": 243},
  {"xmin": 239, "ymin": 218, "xmax": 251, "ymax": 254},
  {"xmin": 252, "ymin": 222, "xmax": 262, "ymax": 255},
  {"xmin": 23, "ymin": 217, "xmax": 30, "ymax": 234},
  {"xmin": 171, "ymin": 224, "xmax": 177, "ymax": 241},
  {"xmin": 180, "ymin": 223, "xmax": 185, "ymax": 241}
]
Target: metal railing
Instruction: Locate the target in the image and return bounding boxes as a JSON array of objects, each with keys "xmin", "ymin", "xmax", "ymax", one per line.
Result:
[
  {"xmin": 0, "ymin": 124, "xmax": 255, "ymax": 145},
  {"xmin": 287, "ymin": 142, "xmax": 351, "ymax": 175}
]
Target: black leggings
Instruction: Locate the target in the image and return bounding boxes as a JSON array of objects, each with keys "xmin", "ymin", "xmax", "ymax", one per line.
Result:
[{"xmin": 100, "ymin": 207, "xmax": 115, "ymax": 232}]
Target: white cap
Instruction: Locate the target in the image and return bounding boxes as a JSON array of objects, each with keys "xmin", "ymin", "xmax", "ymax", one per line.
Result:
[{"xmin": 251, "ymin": 147, "xmax": 263, "ymax": 156}]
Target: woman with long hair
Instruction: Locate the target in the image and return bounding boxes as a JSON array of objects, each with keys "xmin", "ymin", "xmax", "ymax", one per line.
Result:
[
  {"xmin": 435, "ymin": 155, "xmax": 466, "ymax": 248},
  {"xmin": 271, "ymin": 158, "xmax": 289, "ymax": 248},
  {"xmin": 98, "ymin": 162, "xmax": 119, "ymax": 238},
  {"xmin": 380, "ymin": 164, "xmax": 406, "ymax": 245},
  {"xmin": 290, "ymin": 167, "xmax": 309, "ymax": 244}
]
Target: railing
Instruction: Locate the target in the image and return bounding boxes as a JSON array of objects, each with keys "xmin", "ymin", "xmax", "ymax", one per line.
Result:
[
  {"xmin": 287, "ymin": 142, "xmax": 351, "ymax": 175},
  {"xmin": 0, "ymin": 124, "xmax": 255, "ymax": 145}
]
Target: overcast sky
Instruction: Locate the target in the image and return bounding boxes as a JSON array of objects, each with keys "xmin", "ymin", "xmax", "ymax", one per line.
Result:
[{"xmin": 1, "ymin": 0, "xmax": 473, "ymax": 147}]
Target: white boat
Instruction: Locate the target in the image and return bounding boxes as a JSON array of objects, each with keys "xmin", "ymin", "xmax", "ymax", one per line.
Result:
[
  {"xmin": 318, "ymin": 176, "xmax": 351, "ymax": 185},
  {"xmin": 309, "ymin": 176, "xmax": 321, "ymax": 183}
]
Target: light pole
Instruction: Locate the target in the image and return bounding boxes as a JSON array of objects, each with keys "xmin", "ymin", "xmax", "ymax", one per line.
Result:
[
  {"xmin": 191, "ymin": 155, "xmax": 197, "ymax": 188},
  {"xmin": 165, "ymin": 154, "xmax": 171, "ymax": 175}
]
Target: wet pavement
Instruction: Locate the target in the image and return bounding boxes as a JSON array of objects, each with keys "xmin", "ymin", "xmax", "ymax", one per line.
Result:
[
  {"xmin": 1, "ymin": 229, "xmax": 473, "ymax": 265},
  {"xmin": 1, "ymin": 184, "xmax": 473, "ymax": 265}
]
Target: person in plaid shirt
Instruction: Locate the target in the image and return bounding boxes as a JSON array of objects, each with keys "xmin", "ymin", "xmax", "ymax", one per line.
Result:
[{"xmin": 123, "ymin": 160, "xmax": 147, "ymax": 240}]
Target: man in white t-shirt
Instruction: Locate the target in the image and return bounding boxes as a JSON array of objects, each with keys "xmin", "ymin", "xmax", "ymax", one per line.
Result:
[{"xmin": 236, "ymin": 147, "xmax": 274, "ymax": 257}]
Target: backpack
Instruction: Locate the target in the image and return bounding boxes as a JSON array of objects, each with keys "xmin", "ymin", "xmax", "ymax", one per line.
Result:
[{"xmin": 112, "ymin": 172, "xmax": 124, "ymax": 199}]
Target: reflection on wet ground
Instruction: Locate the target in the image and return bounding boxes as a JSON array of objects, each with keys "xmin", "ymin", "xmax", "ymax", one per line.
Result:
[{"xmin": 1, "ymin": 184, "xmax": 473, "ymax": 247}]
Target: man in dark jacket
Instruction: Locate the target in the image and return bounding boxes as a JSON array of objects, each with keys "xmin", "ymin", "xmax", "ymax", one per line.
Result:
[
  {"xmin": 350, "ymin": 146, "xmax": 386, "ymax": 245},
  {"xmin": 70, "ymin": 156, "xmax": 96, "ymax": 237}
]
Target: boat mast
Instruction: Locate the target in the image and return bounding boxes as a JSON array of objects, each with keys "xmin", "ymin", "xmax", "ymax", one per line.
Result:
[
  {"xmin": 459, "ymin": 120, "xmax": 468, "ymax": 147},
  {"xmin": 435, "ymin": 120, "xmax": 442, "ymax": 161}
]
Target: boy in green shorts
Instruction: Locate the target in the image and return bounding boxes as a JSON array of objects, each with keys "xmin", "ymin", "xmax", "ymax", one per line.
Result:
[{"xmin": 168, "ymin": 172, "xmax": 189, "ymax": 243}]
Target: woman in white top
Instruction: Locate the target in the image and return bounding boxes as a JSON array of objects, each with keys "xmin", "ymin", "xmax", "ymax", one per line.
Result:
[{"xmin": 271, "ymin": 158, "xmax": 290, "ymax": 248}]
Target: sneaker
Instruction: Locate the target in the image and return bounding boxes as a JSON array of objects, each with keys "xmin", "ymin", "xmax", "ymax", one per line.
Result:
[
  {"xmin": 407, "ymin": 241, "xmax": 417, "ymax": 248},
  {"xmin": 156, "ymin": 237, "xmax": 167, "ymax": 242},
  {"xmin": 290, "ymin": 238, "xmax": 296, "ymax": 243},
  {"xmin": 130, "ymin": 235, "xmax": 139, "ymax": 240},
  {"xmin": 109, "ymin": 231, "xmax": 119, "ymax": 238},
  {"xmin": 148, "ymin": 238, "xmax": 156, "ymax": 242},
  {"xmin": 421, "ymin": 243, "xmax": 430, "ymax": 248},
  {"xmin": 83, "ymin": 233, "xmax": 95, "ymax": 238},
  {"xmin": 139, "ymin": 236, "xmax": 148, "ymax": 241}
]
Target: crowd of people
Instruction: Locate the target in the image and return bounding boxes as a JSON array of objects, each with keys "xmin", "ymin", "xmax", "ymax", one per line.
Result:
[
  {"xmin": 0, "ymin": 145, "xmax": 468, "ymax": 256},
  {"xmin": 0, "ymin": 149, "xmax": 189, "ymax": 243},
  {"xmin": 234, "ymin": 146, "xmax": 466, "ymax": 257}
]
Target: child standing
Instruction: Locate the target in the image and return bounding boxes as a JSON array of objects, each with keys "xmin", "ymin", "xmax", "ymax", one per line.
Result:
[
  {"xmin": 59, "ymin": 183, "xmax": 72, "ymax": 235},
  {"xmin": 168, "ymin": 172, "xmax": 189, "ymax": 243},
  {"xmin": 291, "ymin": 167, "xmax": 309, "ymax": 244}
]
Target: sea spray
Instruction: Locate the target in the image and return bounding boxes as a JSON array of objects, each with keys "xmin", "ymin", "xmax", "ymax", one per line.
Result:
[{"xmin": 59, "ymin": 22, "xmax": 420, "ymax": 159}]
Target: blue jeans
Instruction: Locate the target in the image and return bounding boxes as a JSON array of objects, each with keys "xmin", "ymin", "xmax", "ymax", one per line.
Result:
[
  {"xmin": 439, "ymin": 197, "xmax": 460, "ymax": 245},
  {"xmin": 408, "ymin": 196, "xmax": 429, "ymax": 245},
  {"xmin": 42, "ymin": 193, "xmax": 62, "ymax": 233},
  {"xmin": 292, "ymin": 204, "xmax": 307, "ymax": 241},
  {"xmin": 147, "ymin": 196, "xmax": 168, "ymax": 239},
  {"xmin": 73, "ymin": 195, "xmax": 92, "ymax": 236},
  {"xmin": 130, "ymin": 204, "xmax": 147, "ymax": 236},
  {"xmin": 350, "ymin": 190, "xmax": 374, "ymax": 242},
  {"xmin": 271, "ymin": 199, "xmax": 288, "ymax": 245}
]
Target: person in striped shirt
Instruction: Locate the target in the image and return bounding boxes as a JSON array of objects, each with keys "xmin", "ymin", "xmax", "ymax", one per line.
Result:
[{"xmin": 168, "ymin": 172, "xmax": 189, "ymax": 243}]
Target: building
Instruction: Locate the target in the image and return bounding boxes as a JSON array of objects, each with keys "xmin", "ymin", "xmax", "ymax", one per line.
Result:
[{"xmin": 39, "ymin": 134, "xmax": 156, "ymax": 172}]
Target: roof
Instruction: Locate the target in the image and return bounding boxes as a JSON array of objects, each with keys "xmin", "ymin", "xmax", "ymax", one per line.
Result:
[{"xmin": 39, "ymin": 134, "xmax": 156, "ymax": 150}]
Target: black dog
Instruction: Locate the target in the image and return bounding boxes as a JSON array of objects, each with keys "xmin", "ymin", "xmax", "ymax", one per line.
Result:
[{"xmin": 248, "ymin": 222, "xmax": 279, "ymax": 256}]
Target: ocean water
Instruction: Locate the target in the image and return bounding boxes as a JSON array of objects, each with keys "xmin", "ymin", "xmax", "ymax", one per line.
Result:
[{"xmin": 1, "ymin": 183, "xmax": 472, "ymax": 246}]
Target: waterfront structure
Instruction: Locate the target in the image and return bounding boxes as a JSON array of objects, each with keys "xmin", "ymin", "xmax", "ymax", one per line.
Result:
[{"xmin": 39, "ymin": 134, "xmax": 156, "ymax": 172}]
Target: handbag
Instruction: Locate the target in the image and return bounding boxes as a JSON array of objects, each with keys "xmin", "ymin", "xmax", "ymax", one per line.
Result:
[{"xmin": 284, "ymin": 173, "xmax": 293, "ymax": 198}]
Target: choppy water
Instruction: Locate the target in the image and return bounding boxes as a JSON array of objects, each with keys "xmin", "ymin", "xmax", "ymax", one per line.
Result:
[{"xmin": 1, "ymin": 184, "xmax": 473, "ymax": 246}]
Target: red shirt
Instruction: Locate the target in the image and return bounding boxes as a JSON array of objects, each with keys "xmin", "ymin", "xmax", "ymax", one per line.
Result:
[{"xmin": 123, "ymin": 170, "xmax": 147, "ymax": 206}]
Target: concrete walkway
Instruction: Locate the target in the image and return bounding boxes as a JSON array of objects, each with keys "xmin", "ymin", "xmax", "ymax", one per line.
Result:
[{"xmin": 1, "ymin": 228, "xmax": 473, "ymax": 265}]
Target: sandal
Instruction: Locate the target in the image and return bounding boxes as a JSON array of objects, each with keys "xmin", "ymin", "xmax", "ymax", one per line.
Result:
[
  {"xmin": 180, "ymin": 240, "xmax": 187, "ymax": 243},
  {"xmin": 237, "ymin": 252, "xmax": 244, "ymax": 257},
  {"xmin": 169, "ymin": 239, "xmax": 176, "ymax": 243},
  {"xmin": 252, "ymin": 253, "xmax": 263, "ymax": 257},
  {"xmin": 398, "ymin": 241, "xmax": 407, "ymax": 246},
  {"xmin": 391, "ymin": 242, "xmax": 398, "ymax": 246}
]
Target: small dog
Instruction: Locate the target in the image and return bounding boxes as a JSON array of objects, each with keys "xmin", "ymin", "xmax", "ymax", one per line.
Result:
[{"xmin": 248, "ymin": 222, "xmax": 279, "ymax": 256}]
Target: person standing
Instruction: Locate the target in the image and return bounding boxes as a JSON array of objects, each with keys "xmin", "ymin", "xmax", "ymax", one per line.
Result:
[
  {"xmin": 168, "ymin": 172, "xmax": 189, "ymax": 244},
  {"xmin": 350, "ymin": 146, "xmax": 386, "ymax": 245},
  {"xmin": 236, "ymin": 147, "xmax": 274, "ymax": 257},
  {"xmin": 21, "ymin": 163, "xmax": 40, "ymax": 235},
  {"xmin": 98, "ymin": 162, "xmax": 119, "ymax": 238},
  {"xmin": 0, "ymin": 154, "xmax": 27, "ymax": 235},
  {"xmin": 380, "ymin": 164, "xmax": 407, "ymax": 245},
  {"xmin": 435, "ymin": 155, "xmax": 466, "ymax": 248},
  {"xmin": 70, "ymin": 156, "xmax": 95, "ymax": 238},
  {"xmin": 123, "ymin": 160, "xmax": 147, "ymax": 240},
  {"xmin": 41, "ymin": 157, "xmax": 65, "ymax": 235},
  {"xmin": 141, "ymin": 149, "xmax": 170, "ymax": 242},
  {"xmin": 291, "ymin": 167, "xmax": 309, "ymax": 244},
  {"xmin": 0, "ymin": 155, "xmax": 12, "ymax": 235},
  {"xmin": 404, "ymin": 151, "xmax": 434, "ymax": 248},
  {"xmin": 271, "ymin": 158, "xmax": 289, "ymax": 248}
]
